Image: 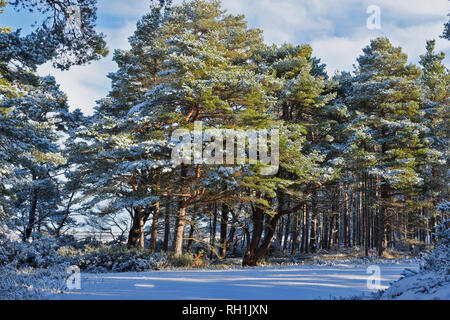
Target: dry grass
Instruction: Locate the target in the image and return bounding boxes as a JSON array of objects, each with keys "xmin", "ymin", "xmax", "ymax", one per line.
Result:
[{"xmin": 168, "ymin": 252, "xmax": 207, "ymax": 268}]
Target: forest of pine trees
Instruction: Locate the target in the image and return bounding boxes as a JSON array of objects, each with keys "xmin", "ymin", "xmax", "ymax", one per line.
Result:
[{"xmin": 0, "ymin": 0, "xmax": 448, "ymax": 267}]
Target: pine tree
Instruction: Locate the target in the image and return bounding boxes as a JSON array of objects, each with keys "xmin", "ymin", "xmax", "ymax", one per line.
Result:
[
  {"xmin": 1, "ymin": 0, "xmax": 108, "ymax": 70},
  {"xmin": 417, "ymin": 40, "xmax": 450, "ymax": 239},
  {"xmin": 83, "ymin": 0, "xmax": 277, "ymax": 253},
  {"xmin": 345, "ymin": 38, "xmax": 432, "ymax": 256},
  {"xmin": 77, "ymin": 1, "xmax": 174, "ymax": 249},
  {"xmin": 1, "ymin": 75, "xmax": 74, "ymax": 239},
  {"xmin": 0, "ymin": 0, "xmax": 106, "ymax": 236}
]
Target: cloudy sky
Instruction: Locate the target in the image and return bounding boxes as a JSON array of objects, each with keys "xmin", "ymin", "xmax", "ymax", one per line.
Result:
[{"xmin": 3, "ymin": 0, "xmax": 450, "ymax": 115}]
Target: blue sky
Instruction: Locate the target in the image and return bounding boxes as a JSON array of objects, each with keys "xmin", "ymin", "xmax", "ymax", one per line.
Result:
[{"xmin": 3, "ymin": 0, "xmax": 450, "ymax": 115}]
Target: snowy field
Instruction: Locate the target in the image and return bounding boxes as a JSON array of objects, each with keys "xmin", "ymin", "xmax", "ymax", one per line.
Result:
[{"xmin": 60, "ymin": 263, "xmax": 418, "ymax": 300}]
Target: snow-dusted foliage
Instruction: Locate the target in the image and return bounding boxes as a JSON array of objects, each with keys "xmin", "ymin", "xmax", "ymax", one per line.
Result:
[
  {"xmin": 0, "ymin": 265, "xmax": 66, "ymax": 300},
  {"xmin": 1, "ymin": 0, "xmax": 449, "ymax": 292},
  {"xmin": 0, "ymin": 234, "xmax": 69, "ymax": 300},
  {"xmin": 74, "ymin": 249, "xmax": 169, "ymax": 273},
  {"xmin": 308, "ymin": 256, "xmax": 416, "ymax": 267},
  {"xmin": 0, "ymin": 234, "xmax": 68, "ymax": 269},
  {"xmin": 1, "ymin": 0, "xmax": 107, "ymax": 70},
  {"xmin": 421, "ymin": 219, "xmax": 450, "ymax": 275},
  {"xmin": 437, "ymin": 201, "xmax": 450, "ymax": 215},
  {"xmin": 0, "ymin": 234, "xmax": 173, "ymax": 299},
  {"xmin": 378, "ymin": 269, "xmax": 450, "ymax": 300}
]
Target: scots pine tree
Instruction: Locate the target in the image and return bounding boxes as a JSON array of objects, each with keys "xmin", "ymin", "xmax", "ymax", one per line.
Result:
[
  {"xmin": 235, "ymin": 43, "xmax": 341, "ymax": 264},
  {"xmin": 417, "ymin": 40, "xmax": 449, "ymax": 237},
  {"xmin": 126, "ymin": 0, "xmax": 279, "ymax": 254},
  {"xmin": 0, "ymin": 0, "xmax": 106, "ymax": 237},
  {"xmin": 1, "ymin": 75, "xmax": 74, "ymax": 239},
  {"xmin": 2, "ymin": 0, "xmax": 108, "ymax": 70}
]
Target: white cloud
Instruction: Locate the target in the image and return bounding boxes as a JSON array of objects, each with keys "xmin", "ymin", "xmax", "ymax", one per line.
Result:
[
  {"xmin": 312, "ymin": 20, "xmax": 450, "ymax": 75},
  {"xmin": 37, "ymin": 21, "xmax": 137, "ymax": 115},
  {"xmin": 385, "ymin": 22, "xmax": 450, "ymax": 63},
  {"xmin": 38, "ymin": 59, "xmax": 112, "ymax": 115},
  {"xmin": 101, "ymin": 20, "xmax": 137, "ymax": 51},
  {"xmin": 36, "ymin": 0, "xmax": 450, "ymax": 114},
  {"xmin": 376, "ymin": 0, "xmax": 449, "ymax": 19},
  {"xmin": 223, "ymin": 0, "xmax": 336, "ymax": 44},
  {"xmin": 97, "ymin": 0, "xmax": 151, "ymax": 18},
  {"xmin": 311, "ymin": 36, "xmax": 367, "ymax": 74}
]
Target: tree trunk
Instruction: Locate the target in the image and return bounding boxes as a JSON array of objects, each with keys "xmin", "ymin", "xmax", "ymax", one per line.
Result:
[
  {"xmin": 242, "ymin": 199, "xmax": 305, "ymax": 266},
  {"xmin": 301, "ymin": 204, "xmax": 308, "ymax": 253},
  {"xmin": 210, "ymin": 203, "xmax": 217, "ymax": 259},
  {"xmin": 242, "ymin": 205, "xmax": 264, "ymax": 266},
  {"xmin": 378, "ymin": 182, "xmax": 388, "ymax": 256},
  {"xmin": 277, "ymin": 216, "xmax": 284, "ymax": 248},
  {"xmin": 242, "ymin": 212, "xmax": 283, "ymax": 266},
  {"xmin": 363, "ymin": 174, "xmax": 369, "ymax": 256},
  {"xmin": 163, "ymin": 198, "xmax": 171, "ymax": 251},
  {"xmin": 25, "ymin": 191, "xmax": 38, "ymax": 240},
  {"xmin": 343, "ymin": 184, "xmax": 349, "ymax": 246},
  {"xmin": 128, "ymin": 206, "xmax": 145, "ymax": 248},
  {"xmin": 24, "ymin": 175, "xmax": 38, "ymax": 240},
  {"xmin": 219, "ymin": 202, "xmax": 229, "ymax": 259},
  {"xmin": 150, "ymin": 202, "xmax": 160, "ymax": 252},
  {"xmin": 173, "ymin": 165, "xmax": 188, "ymax": 256},
  {"xmin": 187, "ymin": 214, "xmax": 195, "ymax": 253},
  {"xmin": 226, "ymin": 209, "xmax": 238, "ymax": 254},
  {"xmin": 173, "ymin": 205, "xmax": 186, "ymax": 256},
  {"xmin": 310, "ymin": 189, "xmax": 318, "ymax": 252},
  {"xmin": 290, "ymin": 211, "xmax": 300, "ymax": 255},
  {"xmin": 56, "ymin": 191, "xmax": 75, "ymax": 237}
]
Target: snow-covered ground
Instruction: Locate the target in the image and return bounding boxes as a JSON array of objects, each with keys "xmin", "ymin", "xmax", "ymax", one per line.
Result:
[
  {"xmin": 379, "ymin": 271, "xmax": 449, "ymax": 300},
  {"xmin": 59, "ymin": 262, "xmax": 418, "ymax": 300}
]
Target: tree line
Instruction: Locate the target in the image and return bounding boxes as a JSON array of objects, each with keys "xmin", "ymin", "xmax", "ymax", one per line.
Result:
[{"xmin": 0, "ymin": 0, "xmax": 448, "ymax": 266}]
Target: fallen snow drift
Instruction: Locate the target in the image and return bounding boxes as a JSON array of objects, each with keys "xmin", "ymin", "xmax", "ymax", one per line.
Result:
[
  {"xmin": 378, "ymin": 219, "xmax": 450, "ymax": 300},
  {"xmin": 59, "ymin": 263, "xmax": 417, "ymax": 300},
  {"xmin": 379, "ymin": 270, "xmax": 449, "ymax": 300}
]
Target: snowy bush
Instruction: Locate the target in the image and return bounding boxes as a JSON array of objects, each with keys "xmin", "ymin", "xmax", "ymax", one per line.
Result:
[
  {"xmin": 74, "ymin": 248, "xmax": 169, "ymax": 272},
  {"xmin": 421, "ymin": 219, "xmax": 449, "ymax": 275},
  {"xmin": 379, "ymin": 218, "xmax": 450, "ymax": 300},
  {"xmin": 0, "ymin": 235, "xmax": 72, "ymax": 300},
  {"xmin": 379, "ymin": 270, "xmax": 450, "ymax": 300},
  {"xmin": 0, "ymin": 233, "xmax": 174, "ymax": 274},
  {"xmin": 307, "ymin": 255, "xmax": 415, "ymax": 267},
  {"xmin": 0, "ymin": 234, "xmax": 68, "ymax": 269},
  {"xmin": 149, "ymin": 254, "xmax": 170, "ymax": 270},
  {"xmin": 53, "ymin": 235, "xmax": 102, "ymax": 249},
  {"xmin": 0, "ymin": 234, "xmax": 174, "ymax": 299},
  {"xmin": 0, "ymin": 265, "xmax": 66, "ymax": 300}
]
